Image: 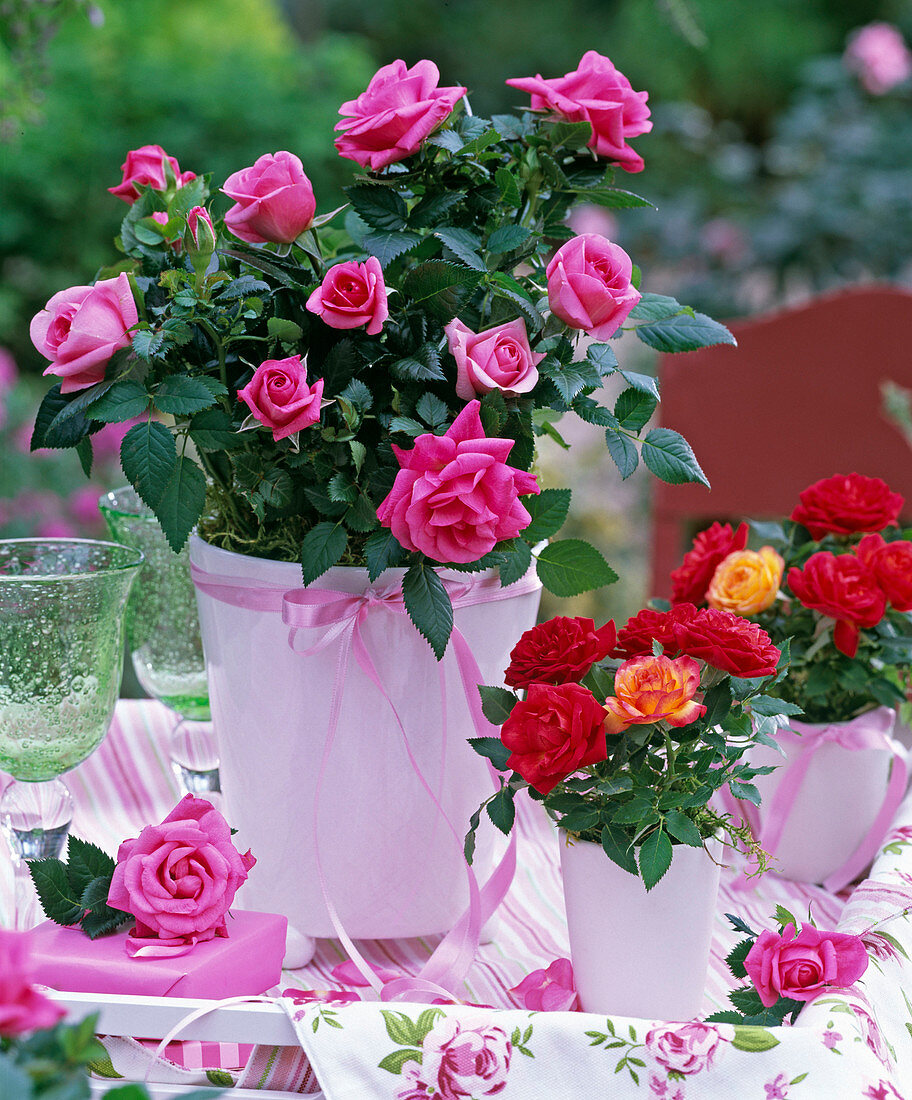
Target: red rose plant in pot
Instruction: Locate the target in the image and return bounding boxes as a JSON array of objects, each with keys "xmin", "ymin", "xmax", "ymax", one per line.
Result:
[
  {"xmin": 467, "ymin": 607, "xmax": 794, "ymax": 1016},
  {"xmin": 26, "ymin": 54, "xmax": 737, "ymax": 976},
  {"xmin": 669, "ymin": 473, "xmax": 912, "ymax": 891}
]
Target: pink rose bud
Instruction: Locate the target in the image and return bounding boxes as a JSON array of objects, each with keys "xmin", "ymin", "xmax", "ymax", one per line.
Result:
[
  {"xmin": 510, "ymin": 958, "xmax": 578, "ymax": 1011},
  {"xmin": 844, "ymin": 22, "xmax": 912, "ymax": 95},
  {"xmin": 546, "ymin": 233, "xmax": 640, "ymax": 340},
  {"xmin": 507, "ymin": 50, "xmax": 651, "ymax": 173},
  {"xmin": 306, "ymin": 257, "xmax": 389, "ymax": 335},
  {"xmin": 108, "ymin": 144, "xmax": 196, "ymax": 204},
  {"xmin": 744, "ymin": 923, "xmax": 869, "ymax": 1007},
  {"xmin": 185, "ymin": 206, "xmax": 217, "ymax": 254},
  {"xmin": 237, "ymin": 355, "xmax": 324, "ymax": 442},
  {"xmin": 334, "ymin": 59, "xmax": 467, "ymax": 171},
  {"xmin": 376, "ymin": 399, "xmax": 540, "ymax": 563},
  {"xmin": 221, "ymin": 151, "xmax": 316, "ymax": 245},
  {"xmin": 107, "ymin": 794, "xmax": 256, "ymax": 946},
  {"xmin": 445, "ymin": 317, "xmax": 544, "ymax": 401},
  {"xmin": 0, "ymin": 930, "xmax": 67, "ymax": 1036},
  {"xmin": 29, "ymin": 272, "xmax": 138, "ymax": 394}
]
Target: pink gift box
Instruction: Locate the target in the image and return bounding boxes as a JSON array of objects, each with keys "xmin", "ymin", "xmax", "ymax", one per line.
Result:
[{"xmin": 28, "ymin": 910, "xmax": 287, "ymax": 998}]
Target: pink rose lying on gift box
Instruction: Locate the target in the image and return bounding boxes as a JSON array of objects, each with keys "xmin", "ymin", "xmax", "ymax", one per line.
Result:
[
  {"xmin": 107, "ymin": 794, "xmax": 255, "ymax": 948},
  {"xmin": 0, "ymin": 930, "xmax": 66, "ymax": 1036},
  {"xmin": 30, "ymin": 273, "xmax": 138, "ymax": 394},
  {"xmin": 744, "ymin": 922, "xmax": 869, "ymax": 1007},
  {"xmin": 376, "ymin": 399, "xmax": 539, "ymax": 563}
]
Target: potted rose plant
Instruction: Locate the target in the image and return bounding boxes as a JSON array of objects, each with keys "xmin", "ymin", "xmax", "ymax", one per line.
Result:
[
  {"xmin": 28, "ymin": 53, "xmax": 734, "ymax": 966},
  {"xmin": 668, "ymin": 472, "xmax": 912, "ymax": 890},
  {"xmin": 466, "ymin": 604, "xmax": 793, "ymax": 1017}
]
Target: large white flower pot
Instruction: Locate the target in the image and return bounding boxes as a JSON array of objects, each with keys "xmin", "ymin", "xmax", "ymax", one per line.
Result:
[
  {"xmin": 746, "ymin": 707, "xmax": 906, "ymax": 891},
  {"xmin": 190, "ymin": 536, "xmax": 541, "ymax": 961},
  {"xmin": 560, "ymin": 832, "xmax": 721, "ymax": 1019}
]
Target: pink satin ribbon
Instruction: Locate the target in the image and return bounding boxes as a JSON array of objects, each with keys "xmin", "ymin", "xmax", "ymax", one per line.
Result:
[
  {"xmin": 191, "ymin": 563, "xmax": 538, "ymax": 1001},
  {"xmin": 740, "ymin": 710, "xmax": 907, "ymax": 893}
]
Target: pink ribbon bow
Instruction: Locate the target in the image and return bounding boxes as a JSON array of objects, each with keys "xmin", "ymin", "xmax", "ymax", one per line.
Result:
[{"xmin": 191, "ymin": 562, "xmax": 539, "ymax": 1001}]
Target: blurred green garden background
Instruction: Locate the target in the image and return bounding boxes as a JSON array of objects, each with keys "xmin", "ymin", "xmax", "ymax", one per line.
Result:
[{"xmin": 1, "ymin": 0, "xmax": 911, "ymax": 626}]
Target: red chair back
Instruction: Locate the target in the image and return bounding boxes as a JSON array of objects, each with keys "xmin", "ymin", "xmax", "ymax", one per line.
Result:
[{"xmin": 651, "ymin": 285, "xmax": 912, "ymax": 599}]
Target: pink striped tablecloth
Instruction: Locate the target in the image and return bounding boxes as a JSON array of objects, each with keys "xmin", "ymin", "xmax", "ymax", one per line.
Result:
[{"xmin": 0, "ymin": 700, "xmax": 900, "ymax": 1095}]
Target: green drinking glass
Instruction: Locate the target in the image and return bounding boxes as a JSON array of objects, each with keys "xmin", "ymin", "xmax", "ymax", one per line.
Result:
[
  {"xmin": 99, "ymin": 488, "xmax": 219, "ymax": 796},
  {"xmin": 0, "ymin": 539, "xmax": 143, "ymax": 868}
]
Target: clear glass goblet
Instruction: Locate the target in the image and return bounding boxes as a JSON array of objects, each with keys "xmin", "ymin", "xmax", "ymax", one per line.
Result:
[
  {"xmin": 99, "ymin": 487, "xmax": 219, "ymax": 796},
  {"xmin": 0, "ymin": 539, "xmax": 143, "ymax": 895}
]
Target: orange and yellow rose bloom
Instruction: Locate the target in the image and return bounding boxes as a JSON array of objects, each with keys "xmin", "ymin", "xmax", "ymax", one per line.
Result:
[
  {"xmin": 706, "ymin": 546, "xmax": 784, "ymax": 615},
  {"xmin": 603, "ymin": 654, "xmax": 706, "ymax": 735}
]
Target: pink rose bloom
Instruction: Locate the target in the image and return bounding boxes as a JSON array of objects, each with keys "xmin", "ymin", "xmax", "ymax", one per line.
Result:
[
  {"xmin": 546, "ymin": 234, "xmax": 641, "ymax": 339},
  {"xmin": 844, "ymin": 23, "xmax": 912, "ymax": 95},
  {"xmin": 377, "ymin": 399, "xmax": 540, "ymax": 563},
  {"xmin": 509, "ymin": 958, "xmax": 578, "ymax": 1011},
  {"xmin": 507, "ymin": 50, "xmax": 651, "ymax": 172},
  {"xmin": 222, "ymin": 151, "xmax": 316, "ymax": 245},
  {"xmin": 107, "ymin": 794, "xmax": 255, "ymax": 945},
  {"xmin": 445, "ymin": 317, "xmax": 543, "ymax": 401},
  {"xmin": 108, "ymin": 143, "xmax": 196, "ymax": 204},
  {"xmin": 744, "ymin": 923, "xmax": 869, "ymax": 1007},
  {"xmin": 335, "ymin": 59, "xmax": 467, "ymax": 171},
  {"xmin": 30, "ymin": 273, "xmax": 138, "ymax": 394},
  {"xmin": 0, "ymin": 930, "xmax": 66, "ymax": 1036},
  {"xmin": 306, "ymin": 257, "xmax": 388, "ymax": 335},
  {"xmin": 645, "ymin": 1022, "xmax": 734, "ymax": 1076},
  {"xmin": 419, "ymin": 1014, "xmax": 512, "ymax": 1100},
  {"xmin": 237, "ymin": 355, "xmax": 324, "ymax": 442}
]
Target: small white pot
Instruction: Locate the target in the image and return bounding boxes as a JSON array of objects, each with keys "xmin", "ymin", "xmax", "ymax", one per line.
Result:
[{"xmin": 560, "ymin": 831, "xmax": 721, "ymax": 1019}]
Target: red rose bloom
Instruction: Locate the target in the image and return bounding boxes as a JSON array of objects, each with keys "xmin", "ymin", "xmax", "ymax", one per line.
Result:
[
  {"xmin": 787, "ymin": 551, "xmax": 887, "ymax": 658},
  {"xmin": 670, "ymin": 522, "xmax": 749, "ymax": 605},
  {"xmin": 673, "ymin": 607, "xmax": 780, "ymax": 678},
  {"xmin": 501, "ymin": 682, "xmax": 608, "ymax": 795},
  {"xmin": 504, "ymin": 616, "xmax": 617, "ymax": 689},
  {"xmin": 791, "ymin": 473, "xmax": 904, "ymax": 540},
  {"xmin": 613, "ymin": 604, "xmax": 697, "ymax": 660},
  {"xmin": 857, "ymin": 534, "xmax": 912, "ymax": 612}
]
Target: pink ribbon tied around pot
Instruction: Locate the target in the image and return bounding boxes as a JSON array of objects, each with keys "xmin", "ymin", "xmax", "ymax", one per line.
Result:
[
  {"xmin": 191, "ymin": 563, "xmax": 537, "ymax": 1002},
  {"xmin": 758, "ymin": 709, "xmax": 908, "ymax": 893}
]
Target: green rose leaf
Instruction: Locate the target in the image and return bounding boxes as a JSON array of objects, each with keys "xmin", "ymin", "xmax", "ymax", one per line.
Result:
[
  {"xmin": 300, "ymin": 522, "xmax": 348, "ymax": 585},
  {"xmin": 468, "ymin": 736, "xmax": 512, "ymax": 771},
  {"xmin": 605, "ymin": 429, "xmax": 639, "ymax": 479},
  {"xmin": 638, "ymin": 828, "xmax": 673, "ymax": 891},
  {"xmin": 154, "ymin": 455, "xmax": 207, "ymax": 553},
  {"xmin": 90, "ymin": 380, "xmax": 151, "ymax": 423},
  {"xmin": 641, "ymin": 427, "xmax": 710, "ymax": 487},
  {"xmin": 600, "ymin": 824, "xmax": 639, "ymax": 876},
  {"xmin": 478, "ymin": 685, "xmax": 517, "ymax": 725},
  {"xmin": 121, "ymin": 420, "xmax": 176, "ymax": 510},
  {"xmin": 402, "ymin": 561, "xmax": 453, "ymax": 660},
  {"xmin": 65, "ymin": 836, "xmax": 116, "ymax": 901},
  {"xmin": 32, "ymin": 383, "xmax": 94, "ymax": 450},
  {"xmin": 27, "ymin": 858, "xmax": 84, "ymax": 926},
  {"xmin": 434, "ymin": 227, "xmax": 485, "ymax": 271},
  {"xmin": 536, "ymin": 539, "xmax": 618, "ymax": 597},
  {"xmin": 487, "ymin": 786, "xmax": 516, "ymax": 833},
  {"xmin": 662, "ymin": 810, "xmax": 704, "ymax": 848},
  {"xmin": 363, "ymin": 230, "xmax": 422, "ymax": 266},
  {"xmin": 346, "ymin": 184, "xmax": 408, "ymax": 231},
  {"xmin": 628, "ymin": 293, "xmax": 688, "ymax": 322},
  {"xmin": 402, "ymin": 261, "xmax": 482, "ymax": 321},
  {"xmin": 488, "ymin": 225, "xmax": 532, "ymax": 253},
  {"xmin": 731, "ymin": 1025, "xmax": 780, "ymax": 1053},
  {"xmin": 189, "ymin": 408, "xmax": 244, "ymax": 452},
  {"xmin": 615, "ymin": 387, "xmax": 657, "ymax": 432},
  {"xmin": 521, "ymin": 488, "xmax": 571, "ymax": 544},
  {"xmin": 498, "ymin": 538, "xmax": 532, "ymax": 586},
  {"xmin": 154, "ymin": 375, "xmax": 219, "ymax": 416},
  {"xmin": 635, "ymin": 311, "xmax": 736, "ymax": 353},
  {"xmin": 365, "ymin": 529, "xmax": 407, "ymax": 583}
]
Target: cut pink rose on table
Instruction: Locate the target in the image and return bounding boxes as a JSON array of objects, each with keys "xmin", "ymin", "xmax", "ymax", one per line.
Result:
[
  {"xmin": 377, "ymin": 399, "xmax": 539, "ymax": 563},
  {"xmin": 29, "ymin": 272, "xmax": 138, "ymax": 393},
  {"xmin": 445, "ymin": 316, "xmax": 543, "ymax": 400},
  {"xmin": 335, "ymin": 58, "xmax": 466, "ymax": 171},
  {"xmin": 546, "ymin": 234, "xmax": 641, "ymax": 339},
  {"xmin": 107, "ymin": 794, "xmax": 255, "ymax": 947},
  {"xmin": 744, "ymin": 923, "xmax": 869, "ymax": 1006},
  {"xmin": 507, "ymin": 50, "xmax": 651, "ymax": 172},
  {"xmin": 222, "ymin": 151, "xmax": 316, "ymax": 245}
]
